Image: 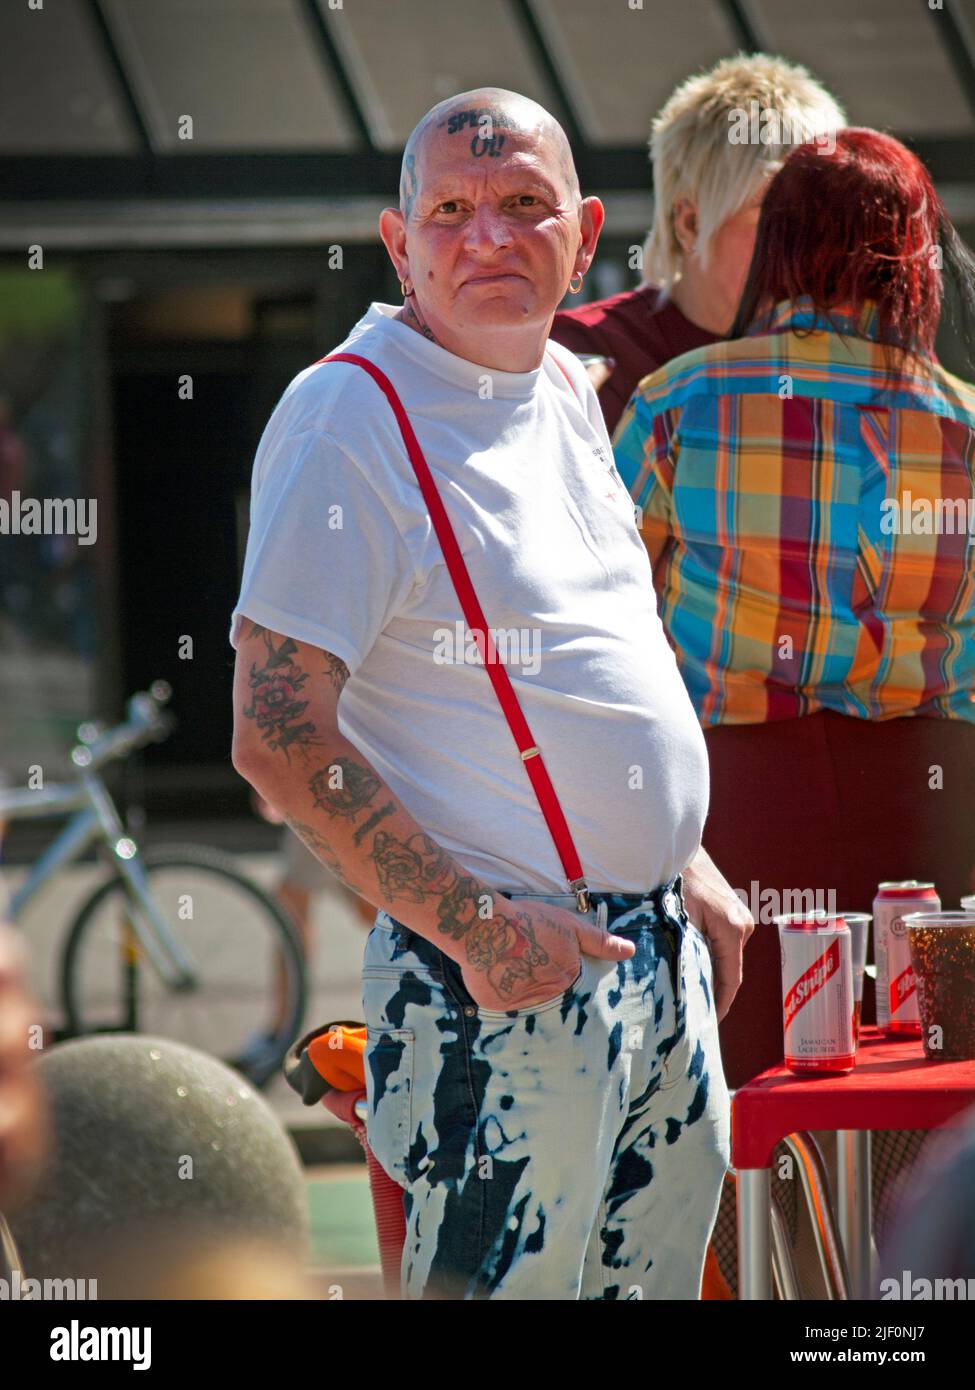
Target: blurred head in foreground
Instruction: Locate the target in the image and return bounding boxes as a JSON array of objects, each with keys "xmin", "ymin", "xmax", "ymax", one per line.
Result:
[{"xmin": 7, "ymin": 1035, "xmax": 311, "ymax": 1298}]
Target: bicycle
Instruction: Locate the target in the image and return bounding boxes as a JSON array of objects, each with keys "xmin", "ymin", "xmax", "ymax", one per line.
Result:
[{"xmin": 0, "ymin": 681, "xmax": 307, "ymax": 1088}]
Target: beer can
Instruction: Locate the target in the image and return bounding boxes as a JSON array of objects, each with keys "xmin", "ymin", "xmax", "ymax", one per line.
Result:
[
  {"xmin": 775, "ymin": 914, "xmax": 856, "ymax": 1075},
  {"xmin": 873, "ymin": 882, "xmax": 940, "ymax": 1035}
]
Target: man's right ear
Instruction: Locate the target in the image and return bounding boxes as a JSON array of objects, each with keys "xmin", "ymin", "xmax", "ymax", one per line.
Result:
[{"xmin": 378, "ymin": 207, "xmax": 408, "ymax": 280}]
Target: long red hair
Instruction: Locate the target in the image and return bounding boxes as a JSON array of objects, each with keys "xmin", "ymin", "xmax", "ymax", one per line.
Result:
[{"xmin": 730, "ymin": 128, "xmax": 969, "ymax": 361}]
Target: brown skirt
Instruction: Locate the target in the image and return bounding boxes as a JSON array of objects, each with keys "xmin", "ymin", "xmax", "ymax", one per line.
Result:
[{"xmin": 702, "ymin": 712, "xmax": 975, "ymax": 1091}]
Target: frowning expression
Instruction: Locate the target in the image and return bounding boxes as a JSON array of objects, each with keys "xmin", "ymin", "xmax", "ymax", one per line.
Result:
[{"xmin": 398, "ymin": 114, "xmax": 583, "ymax": 335}]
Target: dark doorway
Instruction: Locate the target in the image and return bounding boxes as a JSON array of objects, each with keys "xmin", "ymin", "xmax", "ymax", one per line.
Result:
[{"xmin": 108, "ymin": 284, "xmax": 320, "ymax": 811}]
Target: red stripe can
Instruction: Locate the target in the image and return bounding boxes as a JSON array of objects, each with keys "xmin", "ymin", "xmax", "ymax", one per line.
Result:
[
  {"xmin": 775, "ymin": 914, "xmax": 856, "ymax": 1074},
  {"xmin": 873, "ymin": 881, "xmax": 940, "ymax": 1035}
]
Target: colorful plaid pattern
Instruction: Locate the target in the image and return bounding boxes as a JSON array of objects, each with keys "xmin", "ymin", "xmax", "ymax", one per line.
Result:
[{"xmin": 613, "ymin": 297, "xmax": 975, "ymax": 726}]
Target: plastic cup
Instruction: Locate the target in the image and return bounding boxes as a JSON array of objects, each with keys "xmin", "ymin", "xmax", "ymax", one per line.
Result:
[
  {"xmin": 902, "ymin": 911, "xmax": 975, "ymax": 1060},
  {"xmin": 835, "ymin": 913, "xmax": 871, "ymax": 1045}
]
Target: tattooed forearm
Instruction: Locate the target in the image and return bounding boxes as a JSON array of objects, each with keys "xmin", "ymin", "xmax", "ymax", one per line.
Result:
[
  {"xmin": 284, "ymin": 816, "xmax": 354, "ymax": 889},
  {"xmin": 243, "ymin": 628, "xmax": 321, "ymax": 763},
  {"xmin": 435, "ymin": 874, "xmax": 488, "ymax": 940},
  {"xmin": 284, "ymin": 785, "xmax": 565, "ymax": 1000},
  {"xmin": 368, "ymin": 828, "xmax": 458, "ymax": 903},
  {"xmin": 361, "ymin": 827, "xmax": 565, "ymax": 996},
  {"xmin": 309, "ymin": 757, "xmax": 381, "ymax": 819},
  {"xmin": 353, "ymin": 800, "xmax": 395, "ymax": 847}
]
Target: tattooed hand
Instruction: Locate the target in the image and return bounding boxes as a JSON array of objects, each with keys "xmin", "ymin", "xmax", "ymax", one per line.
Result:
[{"xmin": 456, "ymin": 896, "xmax": 635, "ymax": 1013}]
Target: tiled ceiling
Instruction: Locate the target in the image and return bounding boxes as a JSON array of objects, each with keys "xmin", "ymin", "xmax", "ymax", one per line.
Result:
[
  {"xmin": 319, "ymin": 0, "xmax": 560, "ymax": 150},
  {"xmin": 102, "ymin": 0, "xmax": 356, "ymax": 151},
  {"xmin": 528, "ymin": 0, "xmax": 740, "ymax": 145},
  {"xmin": 746, "ymin": 0, "xmax": 973, "ymax": 134},
  {"xmin": 0, "ymin": 0, "xmax": 137, "ymax": 153},
  {"xmin": 2, "ymin": 0, "xmax": 974, "ymax": 178}
]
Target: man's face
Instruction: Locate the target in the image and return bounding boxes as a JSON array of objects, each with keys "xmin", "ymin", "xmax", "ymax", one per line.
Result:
[{"xmin": 395, "ymin": 120, "xmax": 583, "ymax": 337}]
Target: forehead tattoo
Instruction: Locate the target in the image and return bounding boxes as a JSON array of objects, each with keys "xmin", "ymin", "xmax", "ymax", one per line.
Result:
[
  {"xmin": 401, "ymin": 102, "xmax": 578, "ymax": 216},
  {"xmin": 439, "ymin": 106, "xmax": 521, "ymax": 158}
]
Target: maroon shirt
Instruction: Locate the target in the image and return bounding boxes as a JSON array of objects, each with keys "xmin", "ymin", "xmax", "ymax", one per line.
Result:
[{"xmin": 551, "ymin": 284, "xmax": 718, "ymax": 436}]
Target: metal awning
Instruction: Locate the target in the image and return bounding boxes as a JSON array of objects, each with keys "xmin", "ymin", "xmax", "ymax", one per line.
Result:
[{"xmin": 2, "ymin": 0, "xmax": 975, "ymax": 246}]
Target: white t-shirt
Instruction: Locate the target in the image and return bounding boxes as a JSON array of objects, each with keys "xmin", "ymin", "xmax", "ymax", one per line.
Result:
[{"xmin": 230, "ymin": 302, "xmax": 708, "ymax": 892}]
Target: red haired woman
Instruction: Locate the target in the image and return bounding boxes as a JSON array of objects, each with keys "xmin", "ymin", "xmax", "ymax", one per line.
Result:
[{"xmin": 615, "ymin": 128, "xmax": 975, "ymax": 1091}]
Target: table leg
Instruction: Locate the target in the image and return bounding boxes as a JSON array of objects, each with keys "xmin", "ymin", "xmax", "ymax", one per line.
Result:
[
  {"xmin": 737, "ymin": 1167, "xmax": 772, "ymax": 1300},
  {"xmin": 836, "ymin": 1130, "xmax": 873, "ymax": 1299}
]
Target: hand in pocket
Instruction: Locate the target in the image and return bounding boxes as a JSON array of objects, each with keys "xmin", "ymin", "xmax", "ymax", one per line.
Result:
[{"xmin": 456, "ymin": 898, "xmax": 634, "ymax": 1012}]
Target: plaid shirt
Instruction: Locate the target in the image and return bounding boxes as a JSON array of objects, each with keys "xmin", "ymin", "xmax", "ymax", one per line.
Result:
[{"xmin": 613, "ymin": 297, "xmax": 975, "ymax": 726}]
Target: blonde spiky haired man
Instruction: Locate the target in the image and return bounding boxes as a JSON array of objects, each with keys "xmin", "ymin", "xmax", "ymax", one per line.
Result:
[{"xmin": 552, "ymin": 53, "xmax": 845, "ymax": 434}]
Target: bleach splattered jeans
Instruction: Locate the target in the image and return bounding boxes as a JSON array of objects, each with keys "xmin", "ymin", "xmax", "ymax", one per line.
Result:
[{"xmin": 362, "ymin": 879, "xmax": 730, "ymax": 1300}]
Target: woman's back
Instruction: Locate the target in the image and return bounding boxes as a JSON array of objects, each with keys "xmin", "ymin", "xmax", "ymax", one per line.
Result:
[{"xmin": 614, "ymin": 295, "xmax": 975, "ymax": 727}]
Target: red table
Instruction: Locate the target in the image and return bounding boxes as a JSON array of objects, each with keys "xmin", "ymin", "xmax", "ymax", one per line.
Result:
[{"xmin": 731, "ymin": 1026, "xmax": 975, "ymax": 1299}]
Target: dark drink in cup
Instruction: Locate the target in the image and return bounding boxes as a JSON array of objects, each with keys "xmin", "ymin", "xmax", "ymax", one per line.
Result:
[{"xmin": 904, "ymin": 911, "xmax": 975, "ymax": 1060}]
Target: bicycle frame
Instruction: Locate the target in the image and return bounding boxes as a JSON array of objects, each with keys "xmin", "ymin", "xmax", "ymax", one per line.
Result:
[{"xmin": 4, "ymin": 772, "xmax": 198, "ymax": 989}]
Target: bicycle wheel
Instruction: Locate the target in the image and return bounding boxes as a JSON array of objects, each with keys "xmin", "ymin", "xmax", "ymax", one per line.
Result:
[{"xmin": 60, "ymin": 844, "xmax": 307, "ymax": 1088}]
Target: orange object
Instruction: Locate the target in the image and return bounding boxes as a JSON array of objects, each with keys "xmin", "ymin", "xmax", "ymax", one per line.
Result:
[
  {"xmin": 307, "ymin": 1023, "xmax": 367, "ymax": 1090},
  {"xmin": 284, "ymin": 1020, "xmax": 367, "ymax": 1104}
]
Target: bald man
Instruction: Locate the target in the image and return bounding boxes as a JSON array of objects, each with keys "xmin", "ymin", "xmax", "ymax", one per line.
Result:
[{"xmin": 230, "ymin": 88, "xmax": 749, "ymax": 1300}]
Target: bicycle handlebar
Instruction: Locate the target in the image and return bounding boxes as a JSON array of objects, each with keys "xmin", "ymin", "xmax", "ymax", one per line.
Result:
[
  {"xmin": 71, "ymin": 682, "xmax": 176, "ymax": 773},
  {"xmin": 0, "ymin": 684, "xmax": 176, "ymax": 820}
]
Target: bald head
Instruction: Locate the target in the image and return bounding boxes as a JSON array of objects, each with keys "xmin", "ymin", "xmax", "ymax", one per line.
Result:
[{"xmin": 399, "ymin": 87, "xmax": 581, "ymax": 222}]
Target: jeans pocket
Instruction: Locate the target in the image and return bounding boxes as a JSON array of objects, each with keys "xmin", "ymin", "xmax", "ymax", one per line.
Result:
[
  {"xmin": 445, "ymin": 955, "xmax": 584, "ymax": 1020},
  {"xmin": 364, "ymin": 1026, "xmax": 415, "ymax": 1189}
]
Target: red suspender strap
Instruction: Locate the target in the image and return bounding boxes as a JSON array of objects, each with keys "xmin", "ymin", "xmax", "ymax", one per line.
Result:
[{"xmin": 319, "ymin": 350, "xmax": 590, "ymax": 911}]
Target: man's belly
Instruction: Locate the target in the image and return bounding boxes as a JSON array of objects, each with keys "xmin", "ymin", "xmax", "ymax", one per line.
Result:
[{"xmin": 339, "ymin": 650, "xmax": 709, "ymax": 892}]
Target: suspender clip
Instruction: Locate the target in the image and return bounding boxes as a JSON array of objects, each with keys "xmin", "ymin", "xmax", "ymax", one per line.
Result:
[{"xmin": 569, "ymin": 878, "xmax": 591, "ymax": 913}]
